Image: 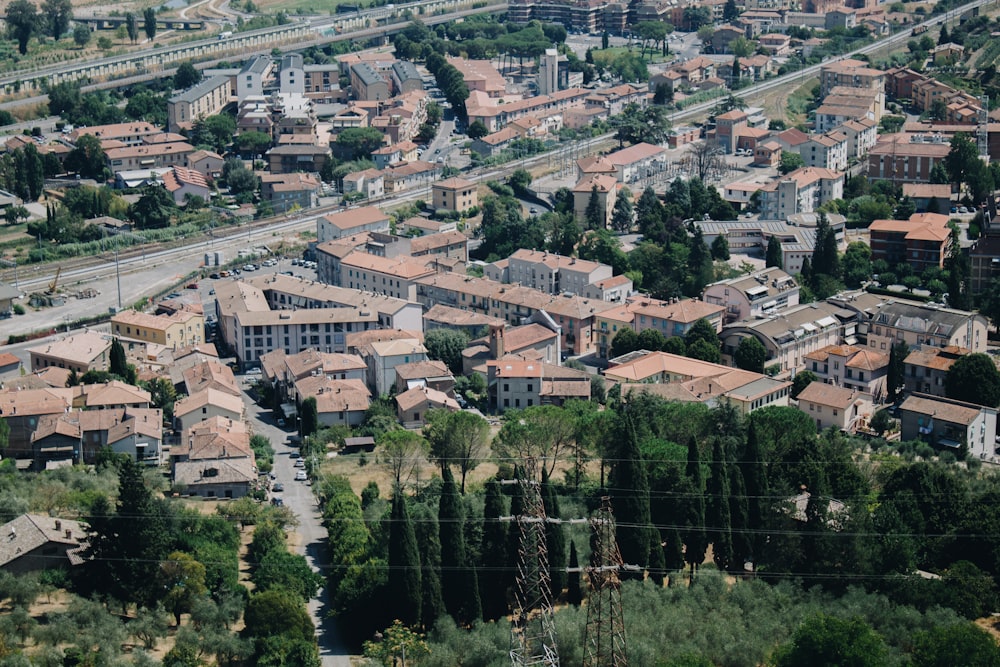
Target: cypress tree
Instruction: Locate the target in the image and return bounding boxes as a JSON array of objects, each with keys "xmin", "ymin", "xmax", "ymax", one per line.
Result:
[
  {"xmin": 388, "ymin": 487, "xmax": 422, "ymax": 628},
  {"xmin": 706, "ymin": 439, "xmax": 733, "ymax": 572},
  {"xmin": 765, "ymin": 235, "xmax": 783, "ymax": 269},
  {"xmin": 683, "ymin": 437, "xmax": 707, "ymax": 577},
  {"xmin": 505, "ymin": 466, "xmax": 526, "ymax": 603},
  {"xmin": 567, "ymin": 540, "xmax": 582, "ymax": 606},
  {"xmin": 609, "ymin": 416, "xmax": 653, "ymax": 579},
  {"xmin": 479, "ymin": 479, "xmax": 509, "ymax": 622},
  {"xmin": 411, "ymin": 502, "xmax": 444, "ymax": 629},
  {"xmin": 741, "ymin": 420, "xmax": 769, "ymax": 567},
  {"xmin": 439, "ymin": 466, "xmax": 481, "ymax": 624},
  {"xmin": 729, "ymin": 463, "xmax": 752, "ymax": 570},
  {"xmin": 540, "ymin": 468, "xmax": 567, "ymax": 597},
  {"xmin": 109, "ymin": 337, "xmax": 128, "ymax": 378},
  {"xmin": 647, "ymin": 530, "xmax": 666, "ymax": 586}
]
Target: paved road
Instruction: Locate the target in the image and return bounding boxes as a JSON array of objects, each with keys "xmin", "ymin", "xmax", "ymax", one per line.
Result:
[{"xmin": 240, "ymin": 388, "xmax": 352, "ymax": 667}]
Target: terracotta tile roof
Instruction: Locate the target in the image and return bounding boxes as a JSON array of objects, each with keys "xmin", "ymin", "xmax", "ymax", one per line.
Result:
[
  {"xmin": 899, "ymin": 392, "xmax": 985, "ymax": 426},
  {"xmin": 796, "ymin": 381, "xmax": 870, "ymax": 409},
  {"xmin": 0, "ymin": 514, "xmax": 87, "ymax": 568},
  {"xmin": 396, "ymin": 385, "xmax": 458, "ymax": 412}
]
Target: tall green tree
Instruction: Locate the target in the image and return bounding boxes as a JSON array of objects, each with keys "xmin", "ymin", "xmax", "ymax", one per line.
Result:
[
  {"xmin": 300, "ymin": 396, "xmax": 318, "ymax": 437},
  {"xmin": 610, "ymin": 415, "xmax": 654, "ymax": 579},
  {"xmin": 387, "ymin": 488, "xmax": 422, "ymax": 628},
  {"xmin": 944, "ymin": 132, "xmax": 979, "ymax": 192},
  {"xmin": 174, "ymin": 62, "xmax": 202, "ymax": 90},
  {"xmin": 710, "ymin": 234, "xmax": 730, "ymax": 261},
  {"xmin": 945, "ymin": 225, "xmax": 971, "ymax": 310},
  {"xmin": 773, "ymin": 614, "xmax": 888, "ymax": 667},
  {"xmin": 438, "ymin": 466, "xmax": 481, "ymax": 624},
  {"xmin": 682, "ymin": 437, "xmax": 707, "ymax": 577},
  {"xmin": 728, "ymin": 462, "xmax": 752, "ymax": 568},
  {"xmin": 65, "ymin": 134, "xmax": 106, "ymax": 179},
  {"xmin": 946, "ymin": 352, "xmax": 1000, "ymax": 407},
  {"xmin": 109, "ymin": 337, "xmax": 128, "ymax": 378},
  {"xmin": 611, "ymin": 187, "xmax": 633, "ymax": 233},
  {"xmin": 610, "ymin": 327, "xmax": 639, "ymax": 359},
  {"xmin": 6, "ymin": 0, "xmax": 38, "ymax": 55},
  {"xmin": 567, "ymin": 540, "xmax": 582, "ymax": 606},
  {"xmin": 41, "ymin": 0, "xmax": 72, "ymax": 40},
  {"xmin": 423, "ymin": 328, "xmax": 469, "ymax": 376},
  {"xmin": 584, "ymin": 185, "xmax": 603, "ymax": 230},
  {"xmin": 478, "ymin": 479, "xmax": 509, "ymax": 622},
  {"xmin": 766, "ymin": 235, "xmax": 783, "ymax": 269},
  {"xmin": 125, "ymin": 12, "xmax": 138, "ymax": 43},
  {"xmin": 733, "ymin": 336, "xmax": 766, "ymax": 373},
  {"xmin": 410, "ymin": 503, "xmax": 444, "ymax": 630},
  {"xmin": 740, "ymin": 420, "xmax": 768, "ymax": 567},
  {"xmin": 424, "ymin": 410, "xmax": 490, "ymax": 494},
  {"xmin": 143, "ymin": 7, "xmax": 157, "ymax": 40},
  {"xmin": 706, "ymin": 439, "xmax": 733, "ymax": 572},
  {"xmin": 887, "ymin": 342, "xmax": 908, "ymax": 403},
  {"xmin": 686, "ymin": 226, "xmax": 714, "ymax": 296},
  {"xmin": 540, "ymin": 468, "xmax": 567, "ymax": 597}
]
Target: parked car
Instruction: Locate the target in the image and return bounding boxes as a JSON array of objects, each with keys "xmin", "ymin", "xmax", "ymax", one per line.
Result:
[
  {"xmin": 295, "ymin": 470, "xmax": 308, "ymax": 481},
  {"xmin": 294, "ymin": 459, "xmax": 305, "ymax": 468},
  {"xmin": 272, "ymin": 483, "xmax": 284, "ymax": 492},
  {"xmin": 289, "ymin": 451, "xmax": 300, "ymax": 459},
  {"xmin": 271, "ymin": 497, "xmax": 284, "ymax": 506}
]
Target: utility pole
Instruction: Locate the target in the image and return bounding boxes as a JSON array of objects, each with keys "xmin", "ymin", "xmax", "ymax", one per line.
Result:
[
  {"xmin": 508, "ymin": 457, "xmax": 560, "ymax": 667},
  {"xmin": 583, "ymin": 496, "xmax": 628, "ymax": 667}
]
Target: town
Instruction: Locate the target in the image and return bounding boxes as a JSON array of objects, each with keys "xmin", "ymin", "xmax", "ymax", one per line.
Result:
[{"xmin": 1, "ymin": 0, "xmax": 1000, "ymax": 663}]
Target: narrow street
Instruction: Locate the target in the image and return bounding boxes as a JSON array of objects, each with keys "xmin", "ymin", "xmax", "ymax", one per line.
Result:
[{"xmin": 240, "ymin": 389, "xmax": 352, "ymax": 667}]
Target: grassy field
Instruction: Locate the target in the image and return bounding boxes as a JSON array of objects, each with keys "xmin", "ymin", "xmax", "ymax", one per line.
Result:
[
  {"xmin": 753, "ymin": 76, "xmax": 818, "ymax": 129},
  {"xmin": 252, "ymin": 0, "xmax": 370, "ymax": 14}
]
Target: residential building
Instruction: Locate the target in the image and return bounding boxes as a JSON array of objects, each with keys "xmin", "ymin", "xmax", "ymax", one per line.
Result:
[
  {"xmin": 32, "ymin": 407, "xmax": 162, "ymax": 468},
  {"xmin": 902, "ymin": 183, "xmax": 951, "ymax": 214},
  {"xmin": 293, "ymin": 376, "xmax": 370, "ymax": 427},
  {"xmin": 720, "ymin": 301, "xmax": 859, "ymax": 372},
  {"xmin": 0, "ymin": 387, "xmax": 74, "ymax": 458},
  {"xmin": 339, "ymin": 251, "xmax": 436, "ymax": 300},
  {"xmin": 605, "ymin": 142, "xmax": 668, "ymax": 183},
  {"xmin": 187, "ymin": 149, "xmax": 225, "ymax": 180},
  {"xmin": 802, "ymin": 344, "xmax": 889, "ymax": 398},
  {"xmin": 105, "ymin": 142, "xmax": 195, "ymax": 175},
  {"xmin": 279, "ymin": 53, "xmax": 305, "ymax": 95},
  {"xmin": 829, "ymin": 291, "xmax": 988, "ymax": 352},
  {"xmin": 350, "ymin": 62, "xmax": 390, "ymax": 101},
  {"xmin": 317, "ymin": 206, "xmax": 391, "ymax": 242},
  {"xmin": 393, "ymin": 359, "xmax": 454, "ymax": 395},
  {"xmin": 384, "ymin": 160, "xmax": 442, "ymax": 193},
  {"xmin": 173, "ymin": 417, "xmax": 255, "ymax": 499},
  {"xmin": 758, "ymin": 33, "xmax": 791, "ymax": 55},
  {"xmin": 0, "ymin": 515, "xmax": 87, "ymax": 573},
  {"xmin": 899, "ymin": 393, "xmax": 997, "ymax": 459},
  {"xmin": 581, "ymin": 274, "xmax": 633, "ymax": 303},
  {"xmin": 486, "ymin": 249, "xmax": 613, "ymax": 296},
  {"xmin": 604, "ymin": 351, "xmax": 791, "ymax": 415},
  {"xmin": 507, "ymin": 0, "xmax": 627, "ymax": 33},
  {"xmin": 343, "ymin": 169, "xmax": 385, "ymax": 200},
  {"xmin": 237, "ymin": 56, "xmax": 274, "ymax": 102},
  {"xmin": 447, "ymin": 56, "xmax": 506, "ymax": 98},
  {"xmin": 869, "ymin": 212, "xmax": 951, "ymax": 273},
  {"xmin": 390, "ymin": 61, "xmax": 423, "ymax": 95},
  {"xmin": 796, "ymin": 382, "xmax": 874, "ymax": 432},
  {"xmin": 396, "ymin": 386, "xmax": 459, "ymax": 426},
  {"xmin": 72, "ymin": 380, "xmax": 150, "ymax": 411},
  {"xmin": 594, "ymin": 296, "xmax": 725, "ymax": 359},
  {"xmin": 867, "ymin": 133, "xmax": 950, "ymax": 182},
  {"xmin": 112, "ymin": 309, "xmax": 205, "ymax": 349},
  {"xmin": 167, "ymin": 75, "xmax": 232, "ymax": 132},
  {"xmin": 28, "ymin": 332, "xmax": 111, "ymax": 374},
  {"xmin": 362, "ymin": 338, "xmax": 428, "ymax": 396},
  {"xmin": 423, "ymin": 304, "xmax": 502, "ymax": 337},
  {"xmin": 487, "ymin": 358, "xmax": 590, "ymax": 412},
  {"xmin": 703, "ymin": 268, "xmax": 800, "ymax": 324},
  {"xmin": 903, "ymin": 345, "xmax": 966, "ymax": 397},
  {"xmin": 572, "ymin": 174, "xmax": 619, "ymax": 228},
  {"xmin": 463, "ymin": 320, "xmax": 561, "ymax": 375},
  {"xmin": 173, "ymin": 387, "xmax": 245, "ymax": 433},
  {"xmin": 260, "ymin": 172, "xmax": 321, "ymax": 214},
  {"xmin": 838, "ymin": 118, "xmax": 879, "ymax": 158},
  {"xmin": 758, "ymin": 167, "xmax": 845, "ymax": 219},
  {"xmin": 266, "ymin": 144, "xmax": 330, "ymax": 175},
  {"xmin": 715, "ymin": 109, "xmax": 749, "ymax": 154},
  {"xmin": 800, "ymin": 132, "xmax": 849, "ymax": 171},
  {"xmin": 432, "ymin": 177, "xmax": 478, "ymax": 213},
  {"xmin": 820, "ymin": 58, "xmax": 886, "ymax": 100}
]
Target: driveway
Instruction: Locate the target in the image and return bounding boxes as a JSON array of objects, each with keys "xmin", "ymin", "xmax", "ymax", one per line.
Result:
[{"xmin": 240, "ymin": 390, "xmax": 352, "ymax": 667}]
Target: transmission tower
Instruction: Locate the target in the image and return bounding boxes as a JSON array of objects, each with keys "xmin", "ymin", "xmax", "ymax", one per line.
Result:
[
  {"xmin": 509, "ymin": 458, "xmax": 560, "ymax": 667},
  {"xmin": 583, "ymin": 496, "xmax": 628, "ymax": 667}
]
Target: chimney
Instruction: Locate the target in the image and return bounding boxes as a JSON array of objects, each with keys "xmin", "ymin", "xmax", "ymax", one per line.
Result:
[
  {"xmin": 65, "ymin": 529, "xmax": 71, "ymax": 539},
  {"xmin": 54, "ymin": 520, "xmax": 61, "ymax": 531}
]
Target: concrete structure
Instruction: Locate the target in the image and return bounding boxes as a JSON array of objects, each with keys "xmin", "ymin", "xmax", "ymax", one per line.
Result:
[
  {"xmin": 899, "ymin": 393, "xmax": 997, "ymax": 459},
  {"xmin": 390, "ymin": 61, "xmax": 423, "ymax": 95},
  {"xmin": 572, "ymin": 174, "xmax": 619, "ymax": 229},
  {"xmin": 796, "ymin": 382, "xmax": 874, "ymax": 432},
  {"xmin": 351, "ymin": 62, "xmax": 390, "ymax": 101},
  {"xmin": 758, "ymin": 167, "xmax": 844, "ymax": 220},
  {"xmin": 703, "ymin": 268, "xmax": 800, "ymax": 325},
  {"xmin": 237, "ymin": 55, "xmax": 274, "ymax": 102},
  {"xmin": 867, "ymin": 133, "xmax": 950, "ymax": 183},
  {"xmin": 340, "ymin": 251, "xmax": 436, "ymax": 300},
  {"xmin": 396, "ymin": 386, "xmax": 459, "ymax": 426},
  {"xmin": 260, "ymin": 172, "xmax": 321, "ymax": 214},
  {"xmin": 279, "ymin": 53, "xmax": 305, "ymax": 95}
]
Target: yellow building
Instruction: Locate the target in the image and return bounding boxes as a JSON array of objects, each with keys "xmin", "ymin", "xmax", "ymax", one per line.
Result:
[{"xmin": 111, "ymin": 309, "xmax": 205, "ymax": 349}]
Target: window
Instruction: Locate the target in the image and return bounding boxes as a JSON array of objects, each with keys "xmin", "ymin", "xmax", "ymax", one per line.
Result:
[
  {"xmin": 503, "ymin": 383, "xmax": 509, "ymax": 392},
  {"xmin": 527, "ymin": 384, "xmax": 533, "ymax": 392}
]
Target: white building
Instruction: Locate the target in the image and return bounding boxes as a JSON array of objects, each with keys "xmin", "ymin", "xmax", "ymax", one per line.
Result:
[{"xmin": 703, "ymin": 268, "xmax": 800, "ymax": 324}]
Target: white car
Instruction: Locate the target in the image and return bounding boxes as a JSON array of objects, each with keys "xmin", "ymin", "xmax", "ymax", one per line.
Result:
[
  {"xmin": 295, "ymin": 470, "xmax": 308, "ymax": 481},
  {"xmin": 294, "ymin": 459, "xmax": 305, "ymax": 468}
]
